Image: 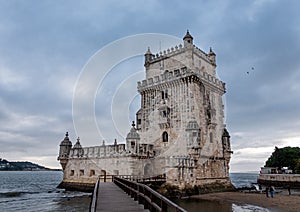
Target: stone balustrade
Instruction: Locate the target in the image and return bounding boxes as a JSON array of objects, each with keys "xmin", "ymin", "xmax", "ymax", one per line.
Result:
[
  {"xmin": 69, "ymin": 143, "xmax": 155, "ymax": 159},
  {"xmin": 138, "ymin": 68, "xmax": 225, "ymax": 92}
]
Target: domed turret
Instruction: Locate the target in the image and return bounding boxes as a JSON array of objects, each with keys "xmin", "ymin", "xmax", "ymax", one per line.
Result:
[
  {"xmin": 183, "ymin": 30, "xmax": 193, "ymax": 47},
  {"xmin": 144, "ymin": 47, "xmax": 153, "ymax": 68},
  {"xmin": 126, "ymin": 121, "xmax": 140, "ymax": 153},
  {"xmin": 58, "ymin": 132, "xmax": 72, "ymax": 170},
  {"xmin": 208, "ymin": 47, "xmax": 216, "ymax": 65},
  {"xmin": 58, "ymin": 132, "xmax": 72, "ymax": 160},
  {"xmin": 126, "ymin": 121, "xmax": 140, "ymax": 139},
  {"xmin": 72, "ymin": 137, "xmax": 84, "ymax": 157},
  {"xmin": 222, "ymin": 128, "xmax": 232, "ymax": 157}
]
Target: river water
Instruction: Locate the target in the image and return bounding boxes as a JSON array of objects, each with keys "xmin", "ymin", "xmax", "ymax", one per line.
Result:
[
  {"xmin": 0, "ymin": 171, "xmax": 268, "ymax": 211},
  {"xmin": 0, "ymin": 171, "xmax": 91, "ymax": 211}
]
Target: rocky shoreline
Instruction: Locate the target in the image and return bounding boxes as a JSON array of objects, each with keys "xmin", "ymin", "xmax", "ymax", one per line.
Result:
[{"xmin": 192, "ymin": 191, "xmax": 300, "ymax": 212}]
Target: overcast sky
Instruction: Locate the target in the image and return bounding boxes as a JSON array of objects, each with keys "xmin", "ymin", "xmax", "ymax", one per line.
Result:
[{"xmin": 1, "ymin": 0, "xmax": 300, "ymax": 172}]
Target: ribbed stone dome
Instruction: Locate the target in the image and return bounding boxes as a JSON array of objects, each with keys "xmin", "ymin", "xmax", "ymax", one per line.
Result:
[
  {"xmin": 72, "ymin": 137, "xmax": 82, "ymax": 149},
  {"xmin": 126, "ymin": 127, "xmax": 140, "ymax": 139},
  {"xmin": 60, "ymin": 132, "xmax": 72, "ymax": 146},
  {"xmin": 126, "ymin": 121, "xmax": 140, "ymax": 139}
]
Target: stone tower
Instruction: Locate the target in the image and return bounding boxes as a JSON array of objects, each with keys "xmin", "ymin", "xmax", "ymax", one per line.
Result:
[
  {"xmin": 57, "ymin": 31, "xmax": 233, "ymax": 192},
  {"xmin": 136, "ymin": 31, "xmax": 232, "ymax": 188},
  {"xmin": 58, "ymin": 132, "xmax": 72, "ymax": 170}
]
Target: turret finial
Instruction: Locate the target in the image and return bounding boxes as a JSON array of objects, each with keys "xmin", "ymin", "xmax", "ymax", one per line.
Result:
[
  {"xmin": 65, "ymin": 132, "xmax": 69, "ymax": 137},
  {"xmin": 132, "ymin": 121, "xmax": 136, "ymax": 128},
  {"xmin": 146, "ymin": 47, "xmax": 151, "ymax": 54},
  {"xmin": 183, "ymin": 30, "xmax": 193, "ymax": 40}
]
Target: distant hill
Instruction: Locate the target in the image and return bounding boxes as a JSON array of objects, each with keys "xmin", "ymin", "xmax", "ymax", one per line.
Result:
[{"xmin": 0, "ymin": 158, "xmax": 61, "ymax": 171}]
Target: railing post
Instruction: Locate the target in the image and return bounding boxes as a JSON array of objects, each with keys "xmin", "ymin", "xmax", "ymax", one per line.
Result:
[
  {"xmin": 113, "ymin": 175, "xmax": 186, "ymax": 212},
  {"xmin": 161, "ymin": 199, "xmax": 168, "ymax": 212}
]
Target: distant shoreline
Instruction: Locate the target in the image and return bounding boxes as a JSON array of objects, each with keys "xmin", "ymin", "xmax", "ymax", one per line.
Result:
[
  {"xmin": 0, "ymin": 169, "xmax": 62, "ymax": 171},
  {"xmin": 0, "ymin": 158, "xmax": 62, "ymax": 171}
]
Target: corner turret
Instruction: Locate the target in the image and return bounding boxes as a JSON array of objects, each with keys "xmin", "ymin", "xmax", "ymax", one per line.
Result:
[
  {"xmin": 183, "ymin": 30, "xmax": 193, "ymax": 47},
  {"xmin": 72, "ymin": 137, "xmax": 84, "ymax": 158},
  {"xmin": 208, "ymin": 47, "xmax": 216, "ymax": 66},
  {"xmin": 222, "ymin": 128, "xmax": 233, "ymax": 157},
  {"xmin": 144, "ymin": 47, "xmax": 153, "ymax": 69},
  {"xmin": 58, "ymin": 132, "xmax": 72, "ymax": 170},
  {"xmin": 126, "ymin": 121, "xmax": 140, "ymax": 154}
]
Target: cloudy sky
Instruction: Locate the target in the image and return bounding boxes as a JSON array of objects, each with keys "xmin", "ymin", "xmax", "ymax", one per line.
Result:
[{"xmin": 1, "ymin": 0, "xmax": 300, "ymax": 172}]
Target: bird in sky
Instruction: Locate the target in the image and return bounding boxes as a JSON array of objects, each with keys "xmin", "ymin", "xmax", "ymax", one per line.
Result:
[{"xmin": 247, "ymin": 67, "xmax": 255, "ymax": 74}]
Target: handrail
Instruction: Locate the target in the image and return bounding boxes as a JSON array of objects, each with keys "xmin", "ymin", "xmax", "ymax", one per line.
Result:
[
  {"xmin": 113, "ymin": 176, "xmax": 186, "ymax": 212},
  {"xmin": 89, "ymin": 176, "xmax": 100, "ymax": 212},
  {"xmin": 97, "ymin": 174, "xmax": 166, "ymax": 183}
]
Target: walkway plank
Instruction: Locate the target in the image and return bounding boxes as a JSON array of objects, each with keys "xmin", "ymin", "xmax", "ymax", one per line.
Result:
[{"xmin": 96, "ymin": 182, "xmax": 148, "ymax": 212}]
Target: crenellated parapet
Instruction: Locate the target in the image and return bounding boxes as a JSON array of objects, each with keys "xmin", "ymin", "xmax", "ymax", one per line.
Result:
[
  {"xmin": 69, "ymin": 142, "xmax": 126, "ymax": 159},
  {"xmin": 65, "ymin": 135, "xmax": 155, "ymax": 159},
  {"xmin": 145, "ymin": 43, "xmax": 215, "ymax": 67},
  {"xmin": 137, "ymin": 67, "xmax": 225, "ymax": 93},
  {"xmin": 146, "ymin": 44, "xmax": 184, "ymax": 64}
]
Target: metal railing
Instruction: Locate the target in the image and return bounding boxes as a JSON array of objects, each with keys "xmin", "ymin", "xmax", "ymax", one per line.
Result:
[
  {"xmin": 98, "ymin": 174, "xmax": 166, "ymax": 183},
  {"xmin": 89, "ymin": 176, "xmax": 100, "ymax": 212},
  {"xmin": 113, "ymin": 176, "xmax": 186, "ymax": 212}
]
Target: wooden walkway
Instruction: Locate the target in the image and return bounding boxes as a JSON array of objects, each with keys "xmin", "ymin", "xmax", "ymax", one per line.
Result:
[{"xmin": 96, "ymin": 182, "xmax": 149, "ymax": 212}]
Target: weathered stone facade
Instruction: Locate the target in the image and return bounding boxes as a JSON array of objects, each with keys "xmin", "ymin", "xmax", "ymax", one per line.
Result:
[{"xmin": 58, "ymin": 31, "xmax": 233, "ymax": 192}]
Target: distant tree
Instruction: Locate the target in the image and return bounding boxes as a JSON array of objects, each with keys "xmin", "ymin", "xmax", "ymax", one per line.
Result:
[
  {"xmin": 295, "ymin": 159, "xmax": 300, "ymax": 174},
  {"xmin": 265, "ymin": 146, "xmax": 300, "ymax": 172}
]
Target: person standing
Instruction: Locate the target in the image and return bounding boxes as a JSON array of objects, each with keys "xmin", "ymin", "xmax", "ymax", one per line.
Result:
[
  {"xmin": 270, "ymin": 186, "xmax": 275, "ymax": 198},
  {"xmin": 287, "ymin": 186, "xmax": 291, "ymax": 195},
  {"xmin": 266, "ymin": 186, "xmax": 269, "ymax": 198}
]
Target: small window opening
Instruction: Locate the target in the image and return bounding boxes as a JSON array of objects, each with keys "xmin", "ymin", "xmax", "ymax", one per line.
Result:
[
  {"xmin": 162, "ymin": 131, "xmax": 168, "ymax": 142},
  {"xmin": 90, "ymin": 170, "xmax": 95, "ymax": 176}
]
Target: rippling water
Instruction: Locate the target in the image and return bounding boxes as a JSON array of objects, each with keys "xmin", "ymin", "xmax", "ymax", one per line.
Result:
[
  {"xmin": 0, "ymin": 171, "xmax": 91, "ymax": 212},
  {"xmin": 0, "ymin": 171, "xmax": 267, "ymax": 212},
  {"xmin": 230, "ymin": 172, "xmax": 259, "ymax": 188}
]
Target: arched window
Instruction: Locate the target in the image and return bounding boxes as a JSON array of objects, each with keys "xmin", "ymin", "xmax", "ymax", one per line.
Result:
[{"xmin": 162, "ymin": 131, "xmax": 168, "ymax": 142}]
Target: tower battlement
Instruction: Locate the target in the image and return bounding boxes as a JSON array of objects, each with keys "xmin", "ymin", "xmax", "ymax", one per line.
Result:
[
  {"xmin": 137, "ymin": 67, "xmax": 225, "ymax": 93},
  {"xmin": 146, "ymin": 44, "xmax": 215, "ymax": 67}
]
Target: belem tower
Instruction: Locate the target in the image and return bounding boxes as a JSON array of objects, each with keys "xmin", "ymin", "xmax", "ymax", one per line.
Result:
[{"xmin": 58, "ymin": 31, "xmax": 233, "ymax": 192}]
